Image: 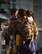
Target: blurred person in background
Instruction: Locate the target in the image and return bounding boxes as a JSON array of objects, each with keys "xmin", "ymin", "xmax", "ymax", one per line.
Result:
[
  {"xmin": 1, "ymin": 22, "xmax": 9, "ymax": 54},
  {"xmin": 1, "ymin": 22, "xmax": 9, "ymax": 31},
  {"xmin": 2, "ymin": 8, "xmax": 18, "ymax": 54}
]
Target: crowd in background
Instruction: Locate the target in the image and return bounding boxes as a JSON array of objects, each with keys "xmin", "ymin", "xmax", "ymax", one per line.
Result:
[{"xmin": 1, "ymin": 8, "xmax": 38, "ymax": 54}]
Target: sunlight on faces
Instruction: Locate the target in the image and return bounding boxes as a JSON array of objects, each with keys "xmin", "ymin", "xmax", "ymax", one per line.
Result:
[
  {"xmin": 28, "ymin": 16, "xmax": 33, "ymax": 22},
  {"xmin": 24, "ymin": 16, "xmax": 27, "ymax": 18},
  {"xmin": 15, "ymin": 10, "xmax": 18, "ymax": 16}
]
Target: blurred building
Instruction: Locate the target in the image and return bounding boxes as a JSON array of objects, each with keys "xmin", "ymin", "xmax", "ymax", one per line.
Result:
[{"xmin": 33, "ymin": 0, "xmax": 42, "ymax": 49}]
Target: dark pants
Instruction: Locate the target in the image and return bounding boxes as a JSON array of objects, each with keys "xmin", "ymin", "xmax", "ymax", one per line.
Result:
[{"xmin": 18, "ymin": 39, "xmax": 33, "ymax": 54}]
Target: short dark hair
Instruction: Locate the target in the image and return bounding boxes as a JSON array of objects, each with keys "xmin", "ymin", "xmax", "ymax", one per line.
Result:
[
  {"xmin": 11, "ymin": 8, "xmax": 17, "ymax": 15},
  {"xmin": 26, "ymin": 10, "xmax": 31, "ymax": 16},
  {"xmin": 18, "ymin": 9, "xmax": 26, "ymax": 17},
  {"xmin": 26, "ymin": 10, "xmax": 34, "ymax": 19}
]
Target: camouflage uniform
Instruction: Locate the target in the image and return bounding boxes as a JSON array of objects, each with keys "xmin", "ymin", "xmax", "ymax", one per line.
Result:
[{"xmin": 16, "ymin": 17, "xmax": 28, "ymax": 39}]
